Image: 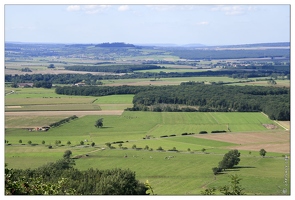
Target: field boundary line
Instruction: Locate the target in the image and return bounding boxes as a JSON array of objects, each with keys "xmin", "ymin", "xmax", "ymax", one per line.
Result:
[
  {"xmin": 261, "ymin": 112, "xmax": 288, "ymax": 131},
  {"xmin": 274, "ymin": 120, "xmax": 289, "ymax": 131},
  {"xmin": 208, "ymin": 112, "xmax": 219, "ymax": 124}
]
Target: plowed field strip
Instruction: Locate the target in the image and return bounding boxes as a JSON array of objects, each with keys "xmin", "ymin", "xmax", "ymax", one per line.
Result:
[{"xmin": 5, "ymin": 110, "xmax": 124, "ymax": 117}]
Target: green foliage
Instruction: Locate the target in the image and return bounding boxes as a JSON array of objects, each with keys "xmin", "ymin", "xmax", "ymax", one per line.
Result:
[
  {"xmin": 259, "ymin": 149, "xmax": 267, "ymax": 157},
  {"xmin": 49, "ymin": 115, "xmax": 78, "ymax": 128},
  {"xmin": 91, "ymin": 142, "xmax": 95, "ymax": 147},
  {"xmin": 219, "ymin": 174, "xmax": 245, "ymax": 195},
  {"xmin": 5, "ymin": 164, "xmax": 76, "ymax": 195},
  {"xmin": 95, "ymin": 118, "xmax": 103, "ymax": 128},
  {"xmin": 18, "ymin": 140, "xmax": 22, "ymax": 144},
  {"xmin": 145, "ymin": 180, "xmax": 155, "ymax": 195},
  {"xmin": 212, "ymin": 167, "xmax": 222, "ymax": 175},
  {"xmin": 201, "ymin": 187, "xmax": 216, "ymax": 195},
  {"xmin": 5, "ymin": 159, "xmax": 147, "ymax": 195},
  {"xmin": 63, "ymin": 150, "xmax": 72, "ymax": 159},
  {"xmin": 67, "ymin": 141, "xmax": 71, "ymax": 146},
  {"xmin": 42, "ymin": 140, "xmax": 45, "ymax": 145},
  {"xmin": 218, "ymin": 149, "xmax": 241, "ymax": 170},
  {"xmin": 80, "ymin": 141, "xmax": 84, "ymax": 145},
  {"xmin": 27, "ymin": 140, "xmax": 32, "ymax": 145},
  {"xmin": 48, "ymin": 64, "xmax": 55, "ymax": 69},
  {"xmin": 201, "ymin": 174, "xmax": 244, "ymax": 195},
  {"xmin": 157, "ymin": 146, "xmax": 164, "ymax": 151}
]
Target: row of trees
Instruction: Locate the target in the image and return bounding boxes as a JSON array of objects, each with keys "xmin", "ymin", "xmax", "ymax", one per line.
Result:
[
  {"xmin": 5, "ymin": 70, "xmax": 289, "ymax": 86},
  {"xmin": 64, "ymin": 64, "xmax": 163, "ymax": 73},
  {"xmin": 5, "ymin": 74, "xmax": 103, "ymax": 85}
]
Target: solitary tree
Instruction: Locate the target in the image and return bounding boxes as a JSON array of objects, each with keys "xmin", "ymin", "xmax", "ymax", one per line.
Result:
[
  {"xmin": 91, "ymin": 142, "xmax": 95, "ymax": 147},
  {"xmin": 19, "ymin": 140, "xmax": 22, "ymax": 144},
  {"xmin": 28, "ymin": 141, "xmax": 32, "ymax": 145},
  {"xmin": 80, "ymin": 141, "xmax": 84, "ymax": 145},
  {"xmin": 42, "ymin": 140, "xmax": 45, "ymax": 145},
  {"xmin": 67, "ymin": 141, "xmax": 71, "ymax": 146},
  {"xmin": 95, "ymin": 118, "xmax": 104, "ymax": 128},
  {"xmin": 218, "ymin": 149, "xmax": 241, "ymax": 171},
  {"xmin": 259, "ymin": 149, "xmax": 267, "ymax": 157},
  {"xmin": 63, "ymin": 150, "xmax": 72, "ymax": 159},
  {"xmin": 48, "ymin": 64, "xmax": 55, "ymax": 68}
]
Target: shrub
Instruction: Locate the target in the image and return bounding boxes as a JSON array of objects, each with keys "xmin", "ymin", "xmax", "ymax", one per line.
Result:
[
  {"xmin": 160, "ymin": 135, "xmax": 168, "ymax": 138},
  {"xmin": 181, "ymin": 133, "xmax": 188, "ymax": 136},
  {"xmin": 212, "ymin": 167, "xmax": 222, "ymax": 175},
  {"xmin": 211, "ymin": 130, "xmax": 227, "ymax": 133},
  {"xmin": 169, "ymin": 134, "xmax": 176, "ymax": 137},
  {"xmin": 48, "ymin": 145, "xmax": 53, "ymax": 149},
  {"xmin": 199, "ymin": 131, "xmax": 208, "ymax": 134},
  {"xmin": 157, "ymin": 146, "xmax": 163, "ymax": 151}
]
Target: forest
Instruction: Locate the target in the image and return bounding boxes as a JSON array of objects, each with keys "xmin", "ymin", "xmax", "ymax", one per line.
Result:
[
  {"xmin": 55, "ymin": 84, "xmax": 290, "ymax": 121},
  {"xmin": 64, "ymin": 64, "xmax": 163, "ymax": 73},
  {"xmin": 5, "ymin": 69, "xmax": 289, "ymax": 86}
]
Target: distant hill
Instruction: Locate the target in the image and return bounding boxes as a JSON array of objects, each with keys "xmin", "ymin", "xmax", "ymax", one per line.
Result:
[
  {"xmin": 208, "ymin": 42, "xmax": 290, "ymax": 48},
  {"xmin": 95, "ymin": 42, "xmax": 135, "ymax": 48}
]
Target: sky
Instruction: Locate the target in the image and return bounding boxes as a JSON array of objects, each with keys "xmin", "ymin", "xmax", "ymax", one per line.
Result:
[{"xmin": 3, "ymin": 2, "xmax": 291, "ymax": 46}]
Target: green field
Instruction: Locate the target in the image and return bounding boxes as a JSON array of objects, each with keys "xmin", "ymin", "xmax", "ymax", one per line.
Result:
[
  {"xmin": 5, "ymin": 88, "xmax": 134, "ymax": 111},
  {"xmin": 4, "ymin": 88, "xmax": 290, "ymax": 195}
]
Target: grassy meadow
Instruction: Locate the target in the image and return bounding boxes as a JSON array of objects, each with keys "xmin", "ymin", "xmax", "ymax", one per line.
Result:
[{"xmin": 4, "ymin": 87, "xmax": 290, "ymax": 195}]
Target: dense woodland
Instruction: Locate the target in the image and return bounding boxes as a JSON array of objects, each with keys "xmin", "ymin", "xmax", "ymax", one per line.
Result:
[
  {"xmin": 64, "ymin": 64, "xmax": 163, "ymax": 73},
  {"xmin": 55, "ymin": 84, "xmax": 290, "ymax": 121},
  {"xmin": 5, "ymin": 69, "xmax": 289, "ymax": 86}
]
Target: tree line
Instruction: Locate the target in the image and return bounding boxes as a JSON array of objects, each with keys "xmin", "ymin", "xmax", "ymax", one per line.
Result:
[
  {"xmin": 55, "ymin": 84, "xmax": 290, "ymax": 120},
  {"xmin": 5, "ymin": 70, "xmax": 289, "ymax": 86},
  {"xmin": 5, "ymin": 73, "xmax": 103, "ymax": 85},
  {"xmin": 64, "ymin": 64, "xmax": 163, "ymax": 73}
]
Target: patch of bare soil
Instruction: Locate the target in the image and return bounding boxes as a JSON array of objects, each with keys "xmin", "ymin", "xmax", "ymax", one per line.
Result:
[
  {"xmin": 194, "ymin": 131, "xmax": 290, "ymax": 153},
  {"xmin": 262, "ymin": 124, "xmax": 277, "ymax": 129}
]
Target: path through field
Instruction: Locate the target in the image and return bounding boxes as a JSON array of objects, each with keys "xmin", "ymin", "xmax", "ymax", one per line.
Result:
[{"xmin": 5, "ymin": 110, "xmax": 124, "ymax": 117}]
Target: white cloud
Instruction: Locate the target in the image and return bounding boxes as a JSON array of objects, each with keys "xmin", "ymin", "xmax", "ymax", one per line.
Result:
[
  {"xmin": 66, "ymin": 5, "xmax": 110, "ymax": 14},
  {"xmin": 197, "ymin": 21, "xmax": 209, "ymax": 25},
  {"xmin": 66, "ymin": 5, "xmax": 80, "ymax": 12},
  {"xmin": 146, "ymin": 5, "xmax": 198, "ymax": 11},
  {"xmin": 118, "ymin": 5, "xmax": 130, "ymax": 11},
  {"xmin": 83, "ymin": 5, "xmax": 111, "ymax": 14},
  {"xmin": 211, "ymin": 5, "xmax": 253, "ymax": 16}
]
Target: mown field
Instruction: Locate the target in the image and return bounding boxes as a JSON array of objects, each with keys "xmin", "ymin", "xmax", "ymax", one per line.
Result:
[
  {"xmin": 4, "ymin": 86, "xmax": 290, "ymax": 195},
  {"xmin": 5, "ymin": 110, "xmax": 290, "ymax": 195},
  {"xmin": 5, "ymin": 87, "xmax": 133, "ymax": 112}
]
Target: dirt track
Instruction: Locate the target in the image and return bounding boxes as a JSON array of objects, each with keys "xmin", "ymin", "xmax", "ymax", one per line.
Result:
[{"xmin": 5, "ymin": 110, "xmax": 124, "ymax": 117}]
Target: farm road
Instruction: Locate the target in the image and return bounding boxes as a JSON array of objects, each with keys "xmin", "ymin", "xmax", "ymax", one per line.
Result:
[{"xmin": 5, "ymin": 110, "xmax": 124, "ymax": 117}]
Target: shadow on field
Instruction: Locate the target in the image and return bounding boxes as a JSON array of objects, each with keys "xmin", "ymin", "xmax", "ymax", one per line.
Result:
[{"xmin": 233, "ymin": 166, "xmax": 256, "ymax": 169}]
